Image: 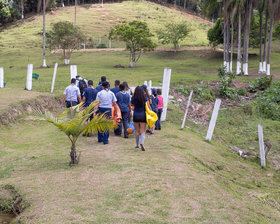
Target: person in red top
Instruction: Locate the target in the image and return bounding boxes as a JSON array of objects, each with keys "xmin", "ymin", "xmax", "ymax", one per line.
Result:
[{"xmin": 155, "ymin": 89, "xmax": 164, "ymax": 130}]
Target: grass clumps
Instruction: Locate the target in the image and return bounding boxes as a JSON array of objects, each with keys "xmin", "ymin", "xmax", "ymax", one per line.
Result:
[{"xmin": 0, "ymin": 184, "xmax": 29, "ymax": 215}]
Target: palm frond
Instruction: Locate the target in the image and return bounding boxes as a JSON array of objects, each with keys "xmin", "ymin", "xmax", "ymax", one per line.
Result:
[{"xmin": 83, "ymin": 113, "xmax": 117, "ymax": 135}]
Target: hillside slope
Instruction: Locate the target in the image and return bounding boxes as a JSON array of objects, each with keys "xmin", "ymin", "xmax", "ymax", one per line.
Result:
[
  {"xmin": 0, "ymin": 98, "xmax": 280, "ymax": 223},
  {"xmin": 0, "ymin": 1, "xmax": 211, "ymax": 53}
]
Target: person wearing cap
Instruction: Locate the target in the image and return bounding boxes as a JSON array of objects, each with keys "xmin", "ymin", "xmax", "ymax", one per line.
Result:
[
  {"xmin": 95, "ymin": 81, "xmax": 118, "ymax": 144},
  {"xmin": 61, "ymin": 78, "xmax": 82, "ymax": 108},
  {"xmin": 111, "ymin": 80, "xmax": 120, "ymax": 96},
  {"xmin": 141, "ymin": 84, "xmax": 151, "ymax": 105},
  {"xmin": 149, "ymin": 88, "xmax": 159, "ymax": 134},
  {"xmin": 96, "ymin": 76, "xmax": 106, "ymax": 92},
  {"xmin": 115, "ymin": 84, "xmax": 132, "ymax": 138}
]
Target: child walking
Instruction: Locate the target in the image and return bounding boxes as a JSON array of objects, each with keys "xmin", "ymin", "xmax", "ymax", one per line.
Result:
[
  {"xmin": 149, "ymin": 88, "xmax": 159, "ymax": 135},
  {"xmin": 155, "ymin": 89, "xmax": 163, "ymax": 130}
]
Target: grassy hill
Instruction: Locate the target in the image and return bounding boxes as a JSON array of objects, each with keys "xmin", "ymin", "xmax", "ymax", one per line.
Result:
[{"xmin": 0, "ymin": 1, "xmax": 211, "ymax": 53}]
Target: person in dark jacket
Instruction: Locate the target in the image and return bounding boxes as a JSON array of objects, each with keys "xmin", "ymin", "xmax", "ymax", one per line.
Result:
[
  {"xmin": 83, "ymin": 80, "xmax": 97, "ymax": 107},
  {"xmin": 111, "ymin": 80, "xmax": 120, "ymax": 96},
  {"xmin": 115, "ymin": 84, "xmax": 132, "ymax": 138},
  {"xmin": 149, "ymin": 88, "xmax": 159, "ymax": 134},
  {"xmin": 96, "ymin": 76, "xmax": 106, "ymax": 92}
]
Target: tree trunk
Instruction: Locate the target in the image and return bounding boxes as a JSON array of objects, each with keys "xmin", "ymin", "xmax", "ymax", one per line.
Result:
[
  {"xmin": 237, "ymin": 12, "xmax": 242, "ymax": 75},
  {"xmin": 263, "ymin": 12, "xmax": 269, "ymax": 74},
  {"xmin": 243, "ymin": 1, "xmax": 253, "ymax": 76},
  {"xmin": 226, "ymin": 12, "xmax": 230, "ymax": 72},
  {"xmin": 267, "ymin": 17, "xmax": 274, "ymax": 76},
  {"xmin": 223, "ymin": 0, "xmax": 227, "ymax": 69},
  {"xmin": 75, "ymin": 0, "xmax": 77, "ymax": 25},
  {"xmin": 183, "ymin": 0, "xmax": 187, "ymax": 9},
  {"xmin": 230, "ymin": 20, "xmax": 234, "ymax": 72},
  {"xmin": 42, "ymin": 0, "xmax": 47, "ymax": 68},
  {"xmin": 21, "ymin": 0, "xmax": 24, "ymax": 19},
  {"xmin": 37, "ymin": 0, "xmax": 42, "ymax": 13},
  {"xmin": 70, "ymin": 143, "xmax": 78, "ymax": 165},
  {"xmin": 259, "ymin": 12, "xmax": 263, "ymax": 73}
]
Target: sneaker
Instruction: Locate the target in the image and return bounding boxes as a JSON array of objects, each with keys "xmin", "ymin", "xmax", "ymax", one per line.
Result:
[
  {"xmin": 150, "ymin": 132, "xmax": 154, "ymax": 135},
  {"xmin": 146, "ymin": 129, "xmax": 151, "ymax": 134},
  {"xmin": 140, "ymin": 144, "xmax": 145, "ymax": 151},
  {"xmin": 135, "ymin": 146, "xmax": 139, "ymax": 149},
  {"xmin": 124, "ymin": 136, "xmax": 129, "ymax": 138}
]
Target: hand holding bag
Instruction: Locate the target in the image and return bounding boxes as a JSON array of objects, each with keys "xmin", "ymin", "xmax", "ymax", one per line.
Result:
[{"xmin": 145, "ymin": 102, "xmax": 158, "ymax": 128}]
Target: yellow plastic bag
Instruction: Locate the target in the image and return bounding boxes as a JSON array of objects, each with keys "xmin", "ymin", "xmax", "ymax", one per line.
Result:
[{"xmin": 145, "ymin": 102, "xmax": 158, "ymax": 128}]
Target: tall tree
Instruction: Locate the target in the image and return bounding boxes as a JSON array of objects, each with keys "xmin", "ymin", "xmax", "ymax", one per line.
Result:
[
  {"xmin": 258, "ymin": 0, "xmax": 265, "ymax": 73},
  {"xmin": 42, "ymin": 0, "xmax": 47, "ymax": 67},
  {"xmin": 266, "ymin": 0, "xmax": 280, "ymax": 75},
  {"xmin": 263, "ymin": 10, "xmax": 269, "ymax": 73}
]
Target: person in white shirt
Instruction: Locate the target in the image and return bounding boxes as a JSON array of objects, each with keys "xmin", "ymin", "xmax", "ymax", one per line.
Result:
[
  {"xmin": 61, "ymin": 78, "xmax": 82, "ymax": 108},
  {"xmin": 95, "ymin": 81, "xmax": 118, "ymax": 144}
]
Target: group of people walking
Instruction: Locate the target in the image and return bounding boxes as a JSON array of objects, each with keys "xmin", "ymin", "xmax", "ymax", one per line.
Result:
[{"xmin": 61, "ymin": 75, "xmax": 164, "ymax": 151}]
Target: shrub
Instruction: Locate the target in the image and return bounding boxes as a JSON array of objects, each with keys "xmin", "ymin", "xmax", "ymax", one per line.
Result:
[
  {"xmin": 217, "ymin": 66, "xmax": 237, "ymax": 99},
  {"xmin": 96, "ymin": 43, "xmax": 107, "ymax": 48},
  {"xmin": 254, "ymin": 82, "xmax": 280, "ymax": 120},
  {"xmin": 193, "ymin": 86, "xmax": 215, "ymax": 103},
  {"xmin": 247, "ymin": 76, "xmax": 272, "ymax": 92}
]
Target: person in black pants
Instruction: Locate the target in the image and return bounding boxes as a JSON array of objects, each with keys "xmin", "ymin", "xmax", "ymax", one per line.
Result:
[{"xmin": 115, "ymin": 84, "xmax": 132, "ymax": 138}]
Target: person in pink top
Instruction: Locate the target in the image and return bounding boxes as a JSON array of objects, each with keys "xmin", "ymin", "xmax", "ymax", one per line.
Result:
[{"xmin": 155, "ymin": 89, "xmax": 164, "ymax": 130}]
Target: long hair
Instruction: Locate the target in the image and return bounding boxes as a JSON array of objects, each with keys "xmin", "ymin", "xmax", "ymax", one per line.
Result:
[
  {"xmin": 123, "ymin": 81, "xmax": 130, "ymax": 91},
  {"xmin": 133, "ymin": 86, "xmax": 146, "ymax": 107},
  {"xmin": 143, "ymin": 88, "xmax": 150, "ymax": 101}
]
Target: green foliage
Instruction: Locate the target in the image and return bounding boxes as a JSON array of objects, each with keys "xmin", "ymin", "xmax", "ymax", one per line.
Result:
[
  {"xmin": 174, "ymin": 85, "xmax": 215, "ymax": 103},
  {"xmin": 273, "ymin": 22, "xmax": 280, "ymax": 40},
  {"xmin": 109, "ymin": 20, "xmax": 156, "ymax": 65},
  {"xmin": 157, "ymin": 22, "xmax": 191, "ymax": 51},
  {"xmin": 247, "ymin": 76, "xmax": 272, "ymax": 93},
  {"xmin": 254, "ymin": 82, "xmax": 280, "ymax": 120},
  {"xmin": 97, "ymin": 43, "xmax": 107, "ymax": 48},
  {"xmin": 47, "ymin": 21, "xmax": 86, "ymax": 59},
  {"xmin": 0, "ymin": 0, "xmax": 11, "ymax": 25},
  {"xmin": 207, "ymin": 18, "xmax": 223, "ymax": 47},
  {"xmin": 217, "ymin": 66, "xmax": 237, "ymax": 99},
  {"xmin": 34, "ymin": 101, "xmax": 116, "ymax": 164}
]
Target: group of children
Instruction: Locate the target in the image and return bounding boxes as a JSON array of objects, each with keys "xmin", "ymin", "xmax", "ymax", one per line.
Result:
[{"xmin": 62, "ymin": 75, "xmax": 164, "ymax": 149}]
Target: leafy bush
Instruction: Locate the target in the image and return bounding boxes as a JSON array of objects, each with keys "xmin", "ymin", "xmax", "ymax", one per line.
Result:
[
  {"xmin": 217, "ymin": 66, "xmax": 237, "ymax": 99},
  {"xmin": 193, "ymin": 86, "xmax": 215, "ymax": 102},
  {"xmin": 247, "ymin": 76, "xmax": 272, "ymax": 92},
  {"xmin": 237, "ymin": 87, "xmax": 247, "ymax": 96},
  {"xmin": 254, "ymin": 82, "xmax": 280, "ymax": 120},
  {"xmin": 96, "ymin": 43, "xmax": 107, "ymax": 48},
  {"xmin": 207, "ymin": 18, "xmax": 223, "ymax": 47}
]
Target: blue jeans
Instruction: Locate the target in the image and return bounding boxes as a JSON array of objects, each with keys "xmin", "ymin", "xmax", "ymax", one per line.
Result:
[
  {"xmin": 97, "ymin": 107, "xmax": 111, "ymax": 144},
  {"xmin": 156, "ymin": 109, "xmax": 162, "ymax": 130},
  {"xmin": 114, "ymin": 111, "xmax": 130, "ymax": 137}
]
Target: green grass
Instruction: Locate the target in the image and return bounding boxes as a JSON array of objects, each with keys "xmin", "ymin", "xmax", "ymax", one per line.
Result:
[{"xmin": 1, "ymin": 116, "xmax": 280, "ymax": 223}]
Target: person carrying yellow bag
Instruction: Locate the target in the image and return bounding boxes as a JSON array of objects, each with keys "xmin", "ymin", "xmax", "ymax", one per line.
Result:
[{"xmin": 145, "ymin": 101, "xmax": 158, "ymax": 130}]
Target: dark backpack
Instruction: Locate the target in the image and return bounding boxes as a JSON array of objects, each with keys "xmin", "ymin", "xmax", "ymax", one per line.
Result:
[{"xmin": 79, "ymin": 79, "xmax": 87, "ymax": 96}]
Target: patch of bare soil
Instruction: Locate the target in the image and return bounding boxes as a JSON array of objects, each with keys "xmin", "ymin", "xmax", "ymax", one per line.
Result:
[{"xmin": 171, "ymin": 80, "xmax": 253, "ymax": 125}]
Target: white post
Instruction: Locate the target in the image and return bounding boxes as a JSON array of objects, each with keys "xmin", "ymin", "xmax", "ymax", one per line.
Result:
[
  {"xmin": 70, "ymin": 65, "xmax": 77, "ymax": 79},
  {"xmin": 161, "ymin": 68, "xmax": 171, "ymax": 121},
  {"xmin": 0, "ymin": 67, "xmax": 4, "ymax": 88},
  {"xmin": 181, "ymin": 90, "xmax": 193, "ymax": 129},
  {"xmin": 51, "ymin": 63, "xmax": 58, "ymax": 93},
  {"xmin": 109, "ymin": 39, "xmax": 111, "ymax": 48},
  {"xmin": 144, "ymin": 80, "xmax": 147, "ymax": 86},
  {"xmin": 258, "ymin": 124, "xmax": 266, "ymax": 168},
  {"xmin": 148, "ymin": 80, "xmax": 152, "ymax": 95},
  {"xmin": 205, "ymin": 99, "xmax": 221, "ymax": 142},
  {"xmin": 26, "ymin": 64, "xmax": 33, "ymax": 91}
]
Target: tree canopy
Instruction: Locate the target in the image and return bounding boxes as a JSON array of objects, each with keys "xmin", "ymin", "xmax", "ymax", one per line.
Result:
[
  {"xmin": 157, "ymin": 22, "xmax": 191, "ymax": 52},
  {"xmin": 109, "ymin": 20, "xmax": 156, "ymax": 67},
  {"xmin": 47, "ymin": 21, "xmax": 85, "ymax": 63}
]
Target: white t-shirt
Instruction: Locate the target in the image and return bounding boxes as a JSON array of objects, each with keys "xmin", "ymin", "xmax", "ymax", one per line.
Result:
[{"xmin": 96, "ymin": 89, "xmax": 117, "ymax": 108}]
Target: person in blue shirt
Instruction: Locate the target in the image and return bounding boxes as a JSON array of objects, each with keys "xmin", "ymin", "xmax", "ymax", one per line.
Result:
[
  {"xmin": 111, "ymin": 80, "xmax": 120, "ymax": 96},
  {"xmin": 149, "ymin": 88, "xmax": 159, "ymax": 135},
  {"xmin": 115, "ymin": 84, "xmax": 132, "ymax": 138},
  {"xmin": 83, "ymin": 80, "xmax": 97, "ymax": 107},
  {"xmin": 96, "ymin": 81, "xmax": 118, "ymax": 144},
  {"xmin": 61, "ymin": 78, "xmax": 82, "ymax": 108},
  {"xmin": 96, "ymin": 76, "xmax": 106, "ymax": 92}
]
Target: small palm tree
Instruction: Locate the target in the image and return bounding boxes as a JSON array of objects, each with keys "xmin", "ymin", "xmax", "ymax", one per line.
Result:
[{"xmin": 34, "ymin": 101, "xmax": 116, "ymax": 165}]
